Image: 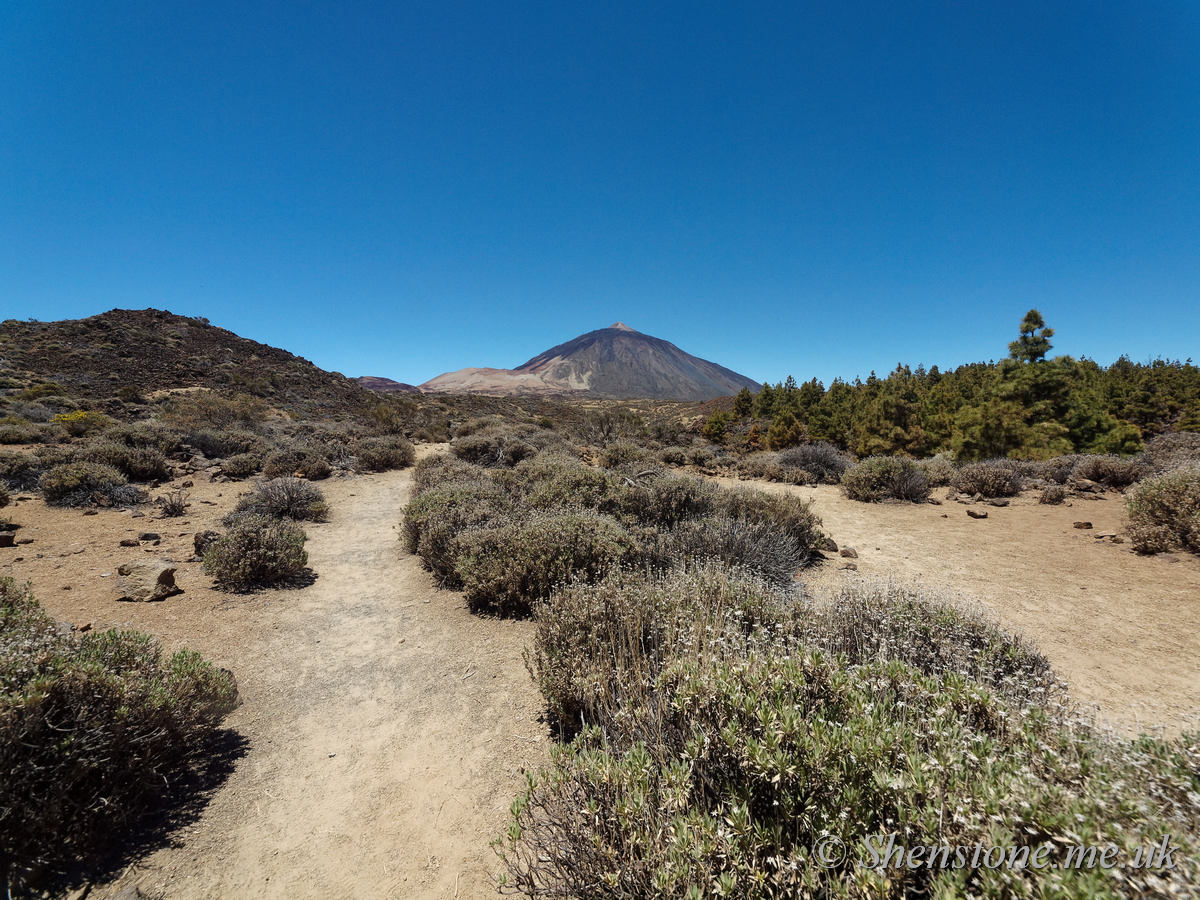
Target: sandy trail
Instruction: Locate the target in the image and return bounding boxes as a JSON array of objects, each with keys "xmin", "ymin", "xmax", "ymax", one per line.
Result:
[{"xmin": 114, "ymin": 467, "xmax": 548, "ymax": 899}]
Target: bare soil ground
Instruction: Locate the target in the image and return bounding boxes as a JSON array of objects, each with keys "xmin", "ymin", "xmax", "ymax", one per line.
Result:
[{"xmin": 3, "ymin": 454, "xmax": 1198, "ymax": 898}]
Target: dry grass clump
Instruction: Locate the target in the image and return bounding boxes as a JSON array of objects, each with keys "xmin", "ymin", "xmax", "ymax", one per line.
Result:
[
  {"xmin": 0, "ymin": 578, "xmax": 239, "ymax": 888},
  {"xmin": 225, "ymin": 477, "xmax": 328, "ymax": 524},
  {"xmin": 950, "ymin": 459, "xmax": 1024, "ymax": 497},
  {"xmin": 842, "ymin": 456, "xmax": 931, "ymax": 502},
  {"xmin": 353, "ymin": 435, "xmax": 416, "ymax": 472},
  {"xmin": 204, "ymin": 515, "xmax": 308, "ymax": 586},
  {"xmin": 40, "ymin": 461, "xmax": 141, "ymax": 507},
  {"xmin": 775, "ymin": 441, "xmax": 852, "ymax": 484},
  {"xmin": 156, "ymin": 488, "xmax": 189, "ymax": 517},
  {"xmin": 184, "ymin": 428, "xmax": 267, "ymax": 459},
  {"xmin": 1125, "ymin": 465, "xmax": 1200, "ymax": 554},
  {"xmin": 500, "ymin": 572, "xmax": 1200, "ymax": 898}
]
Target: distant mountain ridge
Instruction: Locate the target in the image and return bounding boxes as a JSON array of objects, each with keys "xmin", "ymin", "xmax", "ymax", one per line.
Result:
[
  {"xmin": 356, "ymin": 376, "xmax": 422, "ymax": 394},
  {"xmin": 420, "ymin": 323, "xmax": 759, "ymax": 400}
]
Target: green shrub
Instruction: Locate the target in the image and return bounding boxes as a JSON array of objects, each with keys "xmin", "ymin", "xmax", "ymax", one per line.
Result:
[
  {"xmin": 686, "ymin": 445, "xmax": 715, "ymax": 467},
  {"xmin": 453, "ymin": 510, "xmax": 634, "ymax": 614},
  {"xmin": 842, "ymin": 456, "xmax": 931, "ymax": 502},
  {"xmin": 653, "ymin": 517, "xmax": 809, "ymax": 592},
  {"xmin": 950, "ymin": 459, "xmax": 1023, "ymax": 498},
  {"xmin": 510, "ymin": 454, "xmax": 620, "ymax": 511},
  {"xmin": 40, "ymin": 462, "xmax": 139, "ymax": 507},
  {"xmin": 0, "ymin": 578, "xmax": 238, "ymax": 886},
  {"xmin": 51, "ymin": 410, "xmax": 112, "ymax": 437},
  {"xmin": 226, "ymin": 477, "xmax": 328, "ymax": 523},
  {"xmin": 220, "ymin": 452, "xmax": 262, "ymax": 479},
  {"xmin": 614, "ymin": 473, "xmax": 720, "ymax": 528},
  {"xmin": 0, "ymin": 424, "xmax": 43, "ymax": 445},
  {"xmin": 775, "ymin": 441, "xmax": 851, "ymax": 483},
  {"xmin": 79, "ymin": 440, "xmax": 170, "ymax": 482},
  {"xmin": 1125, "ymin": 466, "xmax": 1200, "ymax": 554},
  {"xmin": 204, "ymin": 515, "xmax": 308, "ymax": 586},
  {"xmin": 354, "ymin": 435, "xmax": 416, "ymax": 472}
]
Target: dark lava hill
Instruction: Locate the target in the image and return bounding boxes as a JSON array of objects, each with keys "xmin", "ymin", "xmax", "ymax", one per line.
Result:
[{"xmin": 420, "ymin": 322, "xmax": 759, "ymax": 400}]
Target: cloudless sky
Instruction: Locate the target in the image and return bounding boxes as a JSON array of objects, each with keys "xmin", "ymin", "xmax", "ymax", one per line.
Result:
[{"xmin": 3, "ymin": 2, "xmax": 1198, "ymax": 388}]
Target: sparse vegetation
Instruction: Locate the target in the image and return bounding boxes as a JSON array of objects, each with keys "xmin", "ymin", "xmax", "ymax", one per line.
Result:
[
  {"xmin": 774, "ymin": 441, "xmax": 851, "ymax": 484},
  {"xmin": 951, "ymin": 459, "xmax": 1024, "ymax": 498},
  {"xmin": 40, "ymin": 461, "xmax": 140, "ymax": 507},
  {"xmin": 204, "ymin": 515, "xmax": 309, "ymax": 586},
  {"xmin": 263, "ymin": 446, "xmax": 332, "ymax": 480},
  {"xmin": 1040, "ymin": 484, "xmax": 1068, "ymax": 504},
  {"xmin": 0, "ymin": 578, "xmax": 239, "ymax": 889},
  {"xmin": 353, "ymin": 435, "xmax": 416, "ymax": 472}
]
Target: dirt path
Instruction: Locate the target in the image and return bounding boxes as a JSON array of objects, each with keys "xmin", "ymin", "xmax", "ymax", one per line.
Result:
[{"xmin": 101, "ymin": 467, "xmax": 549, "ymax": 899}]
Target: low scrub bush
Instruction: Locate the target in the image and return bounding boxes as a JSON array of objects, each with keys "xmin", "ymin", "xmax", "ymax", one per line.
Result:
[
  {"xmin": 162, "ymin": 391, "xmax": 268, "ymax": 431},
  {"xmin": 655, "ymin": 518, "xmax": 807, "ymax": 592},
  {"xmin": 775, "ymin": 441, "xmax": 851, "ymax": 484},
  {"xmin": 185, "ymin": 428, "xmax": 266, "ymax": 459},
  {"xmin": 79, "ymin": 440, "xmax": 170, "ymax": 482},
  {"xmin": 842, "ymin": 456, "xmax": 931, "ymax": 502},
  {"xmin": 501, "ymin": 573, "xmax": 1200, "ymax": 898},
  {"xmin": 40, "ymin": 462, "xmax": 140, "ymax": 507},
  {"xmin": 1143, "ymin": 432, "xmax": 1200, "ymax": 475},
  {"xmin": 226, "ymin": 477, "xmax": 328, "ymax": 523},
  {"xmin": 658, "ymin": 446, "xmax": 687, "ymax": 466},
  {"xmin": 950, "ymin": 459, "xmax": 1024, "ymax": 498},
  {"xmin": 1072, "ymin": 453, "xmax": 1147, "ymax": 488},
  {"xmin": 0, "ymin": 578, "xmax": 238, "ymax": 887},
  {"xmin": 599, "ymin": 441, "xmax": 654, "ymax": 470},
  {"xmin": 0, "ymin": 484, "xmax": 8, "ymax": 508},
  {"xmin": 918, "ymin": 450, "xmax": 956, "ymax": 487},
  {"xmin": 453, "ymin": 510, "xmax": 634, "ymax": 614},
  {"xmin": 411, "ymin": 453, "xmax": 490, "ymax": 496},
  {"xmin": 204, "ymin": 515, "xmax": 308, "ymax": 586},
  {"xmin": 156, "ymin": 489, "xmax": 189, "ymax": 517},
  {"xmin": 354, "ymin": 435, "xmax": 416, "ymax": 472},
  {"xmin": 614, "ymin": 473, "xmax": 720, "ymax": 528},
  {"xmin": 402, "ymin": 481, "xmax": 512, "ymax": 585},
  {"xmin": 104, "ymin": 422, "xmax": 183, "ymax": 456},
  {"xmin": 263, "ymin": 446, "xmax": 331, "ymax": 480},
  {"xmin": 51, "ymin": 410, "xmax": 112, "ymax": 437},
  {"xmin": 220, "ymin": 452, "xmax": 262, "ymax": 479},
  {"xmin": 452, "ymin": 431, "xmax": 537, "ymax": 468},
  {"xmin": 1125, "ymin": 466, "xmax": 1200, "ymax": 554},
  {"xmin": 1039, "ymin": 484, "xmax": 1068, "ymax": 504},
  {"xmin": 0, "ymin": 424, "xmax": 43, "ymax": 445},
  {"xmin": 509, "ymin": 454, "xmax": 620, "ymax": 511},
  {"xmin": 0, "ymin": 451, "xmax": 43, "ymax": 492},
  {"xmin": 685, "ymin": 445, "xmax": 715, "ymax": 467}
]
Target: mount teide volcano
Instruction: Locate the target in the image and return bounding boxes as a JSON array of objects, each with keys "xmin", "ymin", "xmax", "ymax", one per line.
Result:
[{"xmin": 419, "ymin": 323, "xmax": 759, "ymax": 400}]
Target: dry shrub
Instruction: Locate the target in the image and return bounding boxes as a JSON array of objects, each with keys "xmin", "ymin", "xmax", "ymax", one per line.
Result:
[
  {"xmin": 79, "ymin": 440, "xmax": 169, "ymax": 482},
  {"xmin": 599, "ymin": 441, "xmax": 654, "ymax": 470},
  {"xmin": 1039, "ymin": 484, "xmax": 1068, "ymax": 505},
  {"xmin": 1072, "ymin": 454, "xmax": 1147, "ymax": 488},
  {"xmin": 262, "ymin": 446, "xmax": 332, "ymax": 480},
  {"xmin": 950, "ymin": 459, "xmax": 1024, "ymax": 498},
  {"xmin": 0, "ymin": 578, "xmax": 238, "ymax": 887},
  {"xmin": 452, "ymin": 510, "xmax": 634, "ymax": 614},
  {"xmin": 509, "ymin": 454, "xmax": 620, "ymax": 511},
  {"xmin": 500, "ymin": 573, "xmax": 1199, "ymax": 898},
  {"xmin": 226, "ymin": 477, "xmax": 328, "ymax": 523},
  {"xmin": 842, "ymin": 456, "xmax": 931, "ymax": 502},
  {"xmin": 184, "ymin": 428, "xmax": 266, "ymax": 459},
  {"xmin": 103, "ymin": 422, "xmax": 183, "ymax": 456},
  {"xmin": 204, "ymin": 515, "xmax": 308, "ymax": 586},
  {"xmin": 0, "ymin": 451, "xmax": 44, "ymax": 492},
  {"xmin": 412, "ymin": 453, "xmax": 488, "ymax": 496},
  {"xmin": 918, "ymin": 451, "xmax": 956, "ymax": 487},
  {"xmin": 353, "ymin": 435, "xmax": 416, "ymax": 472},
  {"xmin": 40, "ymin": 462, "xmax": 140, "ymax": 507},
  {"xmin": 652, "ymin": 518, "xmax": 808, "ymax": 593},
  {"xmin": 1143, "ymin": 432, "xmax": 1200, "ymax": 475},
  {"xmin": 0, "ymin": 483, "xmax": 8, "ymax": 508},
  {"xmin": 775, "ymin": 441, "xmax": 851, "ymax": 484},
  {"xmin": 0, "ymin": 424, "xmax": 45, "ymax": 445},
  {"xmin": 452, "ymin": 431, "xmax": 537, "ymax": 468},
  {"xmin": 161, "ymin": 391, "xmax": 268, "ymax": 431},
  {"xmin": 156, "ymin": 489, "xmax": 189, "ymax": 517},
  {"xmin": 659, "ymin": 446, "xmax": 687, "ymax": 466},
  {"xmin": 1125, "ymin": 465, "xmax": 1200, "ymax": 554},
  {"xmin": 220, "ymin": 452, "xmax": 262, "ymax": 479},
  {"xmin": 402, "ymin": 481, "xmax": 511, "ymax": 585}
]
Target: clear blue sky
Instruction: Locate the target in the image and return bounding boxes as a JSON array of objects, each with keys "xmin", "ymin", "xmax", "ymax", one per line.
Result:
[{"xmin": 3, "ymin": 2, "xmax": 1198, "ymax": 388}]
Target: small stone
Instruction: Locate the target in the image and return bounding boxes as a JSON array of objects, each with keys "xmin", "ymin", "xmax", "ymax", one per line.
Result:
[
  {"xmin": 966, "ymin": 509, "xmax": 988, "ymax": 519},
  {"xmin": 16, "ymin": 538, "xmax": 33, "ymax": 545},
  {"xmin": 78, "ymin": 622, "xmax": 92, "ymax": 632},
  {"xmin": 61, "ymin": 584, "xmax": 71, "ymax": 590},
  {"xmin": 1111, "ymin": 536, "xmax": 1125, "ymax": 543},
  {"xmin": 83, "ymin": 509, "xmax": 99, "ymax": 516},
  {"xmin": 0, "ymin": 534, "xmax": 14, "ymax": 548},
  {"xmin": 181, "ymin": 480, "xmax": 194, "ymax": 488},
  {"xmin": 820, "ymin": 537, "xmax": 839, "ymax": 553},
  {"xmin": 138, "ymin": 532, "xmax": 161, "ymax": 541},
  {"xmin": 987, "ymin": 498, "xmax": 1010, "ymax": 507},
  {"xmin": 1073, "ymin": 522, "xmax": 1093, "ymax": 529},
  {"xmin": 130, "ymin": 511, "xmax": 145, "ymax": 518},
  {"xmin": 120, "ymin": 538, "xmax": 141, "ymax": 547},
  {"xmin": 927, "ymin": 498, "xmax": 942, "ymax": 505},
  {"xmin": 839, "ymin": 547, "xmax": 858, "ymax": 559},
  {"xmin": 1094, "ymin": 532, "xmax": 1117, "ymax": 539},
  {"xmin": 941, "ymin": 514, "xmax": 948, "ymax": 518},
  {"xmin": 116, "ymin": 560, "xmax": 183, "ymax": 602},
  {"xmin": 839, "ymin": 562, "xmax": 858, "ymax": 571}
]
